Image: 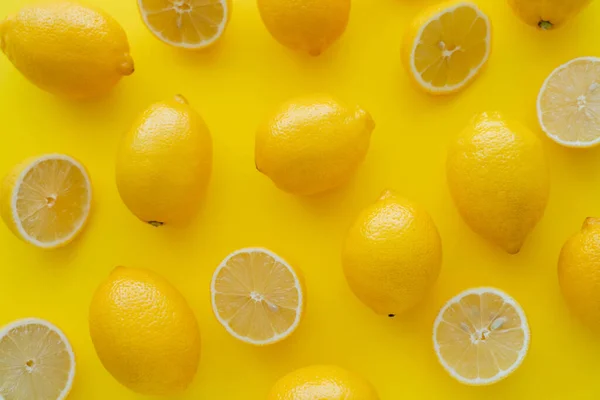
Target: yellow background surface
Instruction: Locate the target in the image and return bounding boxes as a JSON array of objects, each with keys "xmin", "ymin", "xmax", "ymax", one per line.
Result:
[{"xmin": 1, "ymin": 0, "xmax": 600, "ymax": 398}]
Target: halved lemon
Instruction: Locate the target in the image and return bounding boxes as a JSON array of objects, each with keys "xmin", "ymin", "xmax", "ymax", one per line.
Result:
[
  {"xmin": 433, "ymin": 288, "xmax": 530, "ymax": 386},
  {"xmin": 402, "ymin": 1, "xmax": 491, "ymax": 95},
  {"xmin": 211, "ymin": 248, "xmax": 304, "ymax": 345},
  {"xmin": 537, "ymin": 56, "xmax": 600, "ymax": 148},
  {"xmin": 0, "ymin": 154, "xmax": 92, "ymax": 249},
  {"xmin": 0, "ymin": 318, "xmax": 76, "ymax": 400},
  {"xmin": 137, "ymin": 0, "xmax": 232, "ymax": 49}
]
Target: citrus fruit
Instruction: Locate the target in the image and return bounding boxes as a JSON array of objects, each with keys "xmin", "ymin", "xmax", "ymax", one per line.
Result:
[
  {"xmin": 89, "ymin": 267, "xmax": 201, "ymax": 395},
  {"xmin": 255, "ymin": 94, "xmax": 374, "ymax": 196},
  {"xmin": 537, "ymin": 56, "xmax": 600, "ymax": 148},
  {"xmin": 402, "ymin": 1, "xmax": 491, "ymax": 95},
  {"xmin": 342, "ymin": 190, "xmax": 442, "ymax": 316},
  {"xmin": 0, "ymin": 318, "xmax": 75, "ymax": 400},
  {"xmin": 447, "ymin": 111, "xmax": 550, "ymax": 254},
  {"xmin": 433, "ymin": 288, "xmax": 530, "ymax": 386},
  {"xmin": 558, "ymin": 218, "xmax": 600, "ymax": 330},
  {"xmin": 116, "ymin": 95, "xmax": 212, "ymax": 226},
  {"xmin": 137, "ymin": 0, "xmax": 232, "ymax": 49},
  {"xmin": 508, "ymin": 0, "xmax": 592, "ymax": 30},
  {"xmin": 268, "ymin": 365, "xmax": 379, "ymax": 400},
  {"xmin": 0, "ymin": 1, "xmax": 134, "ymax": 99},
  {"xmin": 257, "ymin": 0, "xmax": 350, "ymax": 56},
  {"xmin": 211, "ymin": 248, "xmax": 304, "ymax": 345},
  {"xmin": 0, "ymin": 154, "xmax": 92, "ymax": 249}
]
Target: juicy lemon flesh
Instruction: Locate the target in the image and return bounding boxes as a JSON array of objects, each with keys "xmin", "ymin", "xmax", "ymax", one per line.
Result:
[
  {"xmin": 16, "ymin": 159, "xmax": 89, "ymax": 244},
  {"xmin": 0, "ymin": 323, "xmax": 73, "ymax": 400},
  {"xmin": 213, "ymin": 250, "xmax": 301, "ymax": 343},
  {"xmin": 435, "ymin": 291, "xmax": 528, "ymax": 384},
  {"xmin": 139, "ymin": 0, "xmax": 226, "ymax": 46},
  {"xmin": 539, "ymin": 58, "xmax": 600, "ymax": 146},
  {"xmin": 414, "ymin": 5, "xmax": 489, "ymax": 89}
]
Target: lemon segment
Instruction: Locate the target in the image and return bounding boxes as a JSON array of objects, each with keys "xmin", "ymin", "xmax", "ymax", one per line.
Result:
[
  {"xmin": 0, "ymin": 154, "xmax": 92, "ymax": 249},
  {"xmin": 0, "ymin": 318, "xmax": 76, "ymax": 400},
  {"xmin": 138, "ymin": 0, "xmax": 231, "ymax": 49},
  {"xmin": 403, "ymin": 1, "xmax": 491, "ymax": 94},
  {"xmin": 433, "ymin": 288, "xmax": 530, "ymax": 386},
  {"xmin": 537, "ymin": 57, "xmax": 600, "ymax": 148},
  {"xmin": 211, "ymin": 248, "xmax": 304, "ymax": 346}
]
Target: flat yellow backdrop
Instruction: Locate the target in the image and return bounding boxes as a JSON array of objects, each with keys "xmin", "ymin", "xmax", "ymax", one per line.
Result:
[{"xmin": 1, "ymin": 0, "xmax": 600, "ymax": 398}]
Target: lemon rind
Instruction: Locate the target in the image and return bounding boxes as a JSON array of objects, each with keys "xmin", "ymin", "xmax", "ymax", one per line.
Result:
[
  {"xmin": 408, "ymin": 2, "xmax": 491, "ymax": 94},
  {"xmin": 210, "ymin": 247, "xmax": 304, "ymax": 346},
  {"xmin": 432, "ymin": 287, "xmax": 530, "ymax": 386},
  {"xmin": 0, "ymin": 318, "xmax": 76, "ymax": 400},
  {"xmin": 10, "ymin": 154, "xmax": 92, "ymax": 249},
  {"xmin": 537, "ymin": 56, "xmax": 600, "ymax": 148}
]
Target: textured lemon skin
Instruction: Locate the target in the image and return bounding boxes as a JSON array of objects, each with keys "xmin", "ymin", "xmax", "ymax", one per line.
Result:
[
  {"xmin": 0, "ymin": 1, "xmax": 133, "ymax": 99},
  {"xmin": 447, "ymin": 112, "xmax": 550, "ymax": 254},
  {"xmin": 255, "ymin": 94, "xmax": 374, "ymax": 196},
  {"xmin": 558, "ymin": 218, "xmax": 600, "ymax": 330},
  {"xmin": 342, "ymin": 190, "xmax": 442, "ymax": 316},
  {"xmin": 507, "ymin": 0, "xmax": 592, "ymax": 29},
  {"xmin": 257, "ymin": 0, "xmax": 350, "ymax": 56},
  {"xmin": 89, "ymin": 267, "xmax": 201, "ymax": 396},
  {"xmin": 268, "ymin": 365, "xmax": 379, "ymax": 400},
  {"xmin": 116, "ymin": 95, "xmax": 212, "ymax": 225}
]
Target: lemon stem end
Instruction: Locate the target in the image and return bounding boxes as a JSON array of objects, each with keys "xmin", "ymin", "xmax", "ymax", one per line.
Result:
[{"xmin": 538, "ymin": 20, "xmax": 553, "ymax": 30}]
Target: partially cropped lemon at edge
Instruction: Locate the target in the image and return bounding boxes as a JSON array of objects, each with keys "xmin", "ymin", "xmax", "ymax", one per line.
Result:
[
  {"xmin": 257, "ymin": 0, "xmax": 351, "ymax": 56},
  {"xmin": 559, "ymin": 218, "xmax": 600, "ymax": 330},
  {"xmin": 0, "ymin": 1, "xmax": 134, "ymax": 99},
  {"xmin": 116, "ymin": 95, "xmax": 212, "ymax": 226},
  {"xmin": 507, "ymin": 0, "xmax": 593, "ymax": 30},
  {"xmin": 268, "ymin": 365, "xmax": 379, "ymax": 400},
  {"xmin": 447, "ymin": 111, "xmax": 550, "ymax": 254},
  {"xmin": 256, "ymin": 94, "xmax": 374, "ymax": 196},
  {"xmin": 89, "ymin": 267, "xmax": 201, "ymax": 396},
  {"xmin": 342, "ymin": 190, "xmax": 442, "ymax": 316}
]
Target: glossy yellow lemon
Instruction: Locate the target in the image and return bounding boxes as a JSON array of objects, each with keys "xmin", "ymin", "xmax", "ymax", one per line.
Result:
[
  {"xmin": 447, "ymin": 112, "xmax": 550, "ymax": 254},
  {"xmin": 256, "ymin": 94, "xmax": 374, "ymax": 196},
  {"xmin": 211, "ymin": 248, "xmax": 304, "ymax": 345},
  {"xmin": 434, "ymin": 288, "xmax": 530, "ymax": 385},
  {"xmin": 0, "ymin": 0, "xmax": 134, "ymax": 99},
  {"xmin": 138, "ymin": 0, "xmax": 232, "ymax": 49},
  {"xmin": 89, "ymin": 267, "xmax": 201, "ymax": 396},
  {"xmin": 342, "ymin": 190, "xmax": 442, "ymax": 317},
  {"xmin": 268, "ymin": 365, "xmax": 379, "ymax": 400},
  {"xmin": 508, "ymin": 0, "xmax": 593, "ymax": 30},
  {"xmin": 558, "ymin": 218, "xmax": 600, "ymax": 330},
  {"xmin": 0, "ymin": 154, "xmax": 92, "ymax": 249},
  {"xmin": 0, "ymin": 318, "xmax": 76, "ymax": 400},
  {"xmin": 402, "ymin": 1, "xmax": 491, "ymax": 94},
  {"xmin": 257, "ymin": 0, "xmax": 351, "ymax": 56},
  {"xmin": 538, "ymin": 57, "xmax": 600, "ymax": 148},
  {"xmin": 116, "ymin": 95, "xmax": 212, "ymax": 226}
]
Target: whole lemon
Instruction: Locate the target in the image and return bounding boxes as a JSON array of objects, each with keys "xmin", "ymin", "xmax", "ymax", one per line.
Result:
[
  {"xmin": 257, "ymin": 0, "xmax": 351, "ymax": 56},
  {"xmin": 507, "ymin": 0, "xmax": 592, "ymax": 30},
  {"xmin": 268, "ymin": 365, "xmax": 379, "ymax": 400},
  {"xmin": 558, "ymin": 218, "xmax": 600, "ymax": 330},
  {"xmin": 447, "ymin": 112, "xmax": 550, "ymax": 254},
  {"xmin": 255, "ymin": 94, "xmax": 374, "ymax": 196},
  {"xmin": 342, "ymin": 190, "xmax": 442, "ymax": 316},
  {"xmin": 0, "ymin": 1, "xmax": 133, "ymax": 99},
  {"xmin": 89, "ymin": 267, "xmax": 201, "ymax": 396},
  {"xmin": 116, "ymin": 95, "xmax": 212, "ymax": 226}
]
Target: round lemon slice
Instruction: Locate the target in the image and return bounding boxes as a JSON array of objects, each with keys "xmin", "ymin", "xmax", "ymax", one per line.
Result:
[
  {"xmin": 403, "ymin": 1, "xmax": 491, "ymax": 94},
  {"xmin": 0, "ymin": 154, "xmax": 92, "ymax": 249},
  {"xmin": 211, "ymin": 248, "xmax": 304, "ymax": 346},
  {"xmin": 137, "ymin": 0, "xmax": 231, "ymax": 49},
  {"xmin": 537, "ymin": 56, "xmax": 600, "ymax": 148},
  {"xmin": 433, "ymin": 288, "xmax": 530, "ymax": 386},
  {"xmin": 0, "ymin": 318, "xmax": 76, "ymax": 400}
]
